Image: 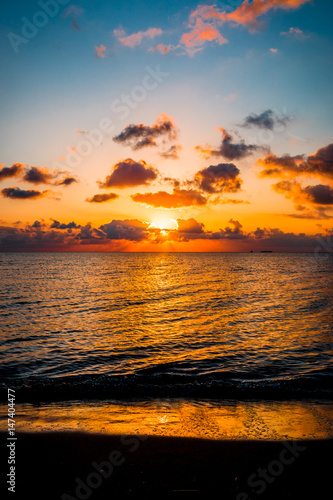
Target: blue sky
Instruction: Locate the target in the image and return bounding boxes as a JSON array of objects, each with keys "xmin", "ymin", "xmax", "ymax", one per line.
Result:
[{"xmin": 0, "ymin": 0, "xmax": 333, "ymax": 251}]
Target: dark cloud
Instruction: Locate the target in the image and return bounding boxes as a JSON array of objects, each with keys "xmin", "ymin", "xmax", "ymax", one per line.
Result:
[
  {"xmin": 242, "ymin": 109, "xmax": 290, "ymax": 130},
  {"xmin": 257, "ymin": 143, "xmax": 333, "ymax": 180},
  {"xmin": 303, "ymin": 184, "xmax": 333, "ymax": 205},
  {"xmin": 0, "ymin": 163, "xmax": 24, "ymax": 181},
  {"xmin": 212, "ymin": 219, "xmax": 247, "ymax": 240},
  {"xmin": 98, "ymin": 158, "xmax": 158, "ymax": 188},
  {"xmin": 195, "ymin": 128, "xmax": 262, "ymax": 160},
  {"xmin": 284, "ymin": 207, "xmax": 333, "ymax": 220},
  {"xmin": 99, "ymin": 220, "xmax": 149, "ymax": 241},
  {"xmin": 159, "ymin": 144, "xmax": 182, "ymax": 160},
  {"xmin": 305, "ymin": 143, "xmax": 333, "ymax": 179},
  {"xmin": 50, "ymin": 220, "xmax": 81, "ymax": 229},
  {"xmin": 131, "ymin": 188, "xmax": 207, "ymax": 208},
  {"xmin": 0, "ymin": 218, "xmax": 331, "ymax": 253},
  {"xmin": 22, "ymin": 166, "xmax": 77, "ymax": 186},
  {"xmin": 195, "ymin": 163, "xmax": 242, "ymax": 194},
  {"xmin": 22, "ymin": 166, "xmax": 54, "ymax": 185},
  {"xmin": 113, "ymin": 114, "xmax": 179, "ymax": 152},
  {"xmin": 273, "ymin": 180, "xmax": 333, "ymax": 207},
  {"xmin": 177, "ymin": 218, "xmax": 205, "ymax": 234},
  {"xmin": 86, "ymin": 193, "xmax": 119, "ymax": 203},
  {"xmin": 1, "ymin": 187, "xmax": 51, "ymax": 200},
  {"xmin": 31, "ymin": 220, "xmax": 44, "ymax": 228},
  {"xmin": 55, "ymin": 177, "xmax": 78, "ymax": 186}
]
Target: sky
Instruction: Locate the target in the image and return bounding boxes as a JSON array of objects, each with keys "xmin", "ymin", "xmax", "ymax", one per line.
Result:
[{"xmin": 0, "ymin": 0, "xmax": 333, "ymax": 251}]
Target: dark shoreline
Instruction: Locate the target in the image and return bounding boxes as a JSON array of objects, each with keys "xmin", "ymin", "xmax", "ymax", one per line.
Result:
[{"xmin": 1, "ymin": 431, "xmax": 331, "ymax": 499}]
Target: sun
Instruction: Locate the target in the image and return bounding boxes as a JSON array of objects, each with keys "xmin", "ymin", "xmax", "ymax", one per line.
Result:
[{"xmin": 149, "ymin": 217, "xmax": 177, "ymax": 230}]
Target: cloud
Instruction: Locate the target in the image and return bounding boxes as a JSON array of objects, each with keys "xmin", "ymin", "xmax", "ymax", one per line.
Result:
[
  {"xmin": 0, "ymin": 218, "xmax": 332, "ymax": 252},
  {"xmin": 21, "ymin": 166, "xmax": 77, "ymax": 186},
  {"xmin": 50, "ymin": 220, "xmax": 81, "ymax": 229},
  {"xmin": 22, "ymin": 166, "xmax": 54, "ymax": 184},
  {"xmin": 159, "ymin": 144, "xmax": 182, "ymax": 160},
  {"xmin": 180, "ymin": 17, "xmax": 228, "ymax": 55},
  {"xmin": 212, "ymin": 219, "xmax": 247, "ymax": 240},
  {"xmin": 55, "ymin": 177, "xmax": 77, "ymax": 186},
  {"xmin": 273, "ymin": 180, "xmax": 333, "ymax": 206},
  {"xmin": 242, "ymin": 109, "xmax": 290, "ymax": 130},
  {"xmin": 99, "ymin": 220, "xmax": 149, "ymax": 241},
  {"xmin": 63, "ymin": 5, "xmax": 84, "ymax": 31},
  {"xmin": 224, "ymin": 93, "xmax": 237, "ymax": 102},
  {"xmin": 0, "ymin": 163, "xmax": 25, "ymax": 182},
  {"xmin": 95, "ymin": 44, "xmax": 106, "ymax": 58},
  {"xmin": 168, "ymin": 218, "xmax": 206, "ymax": 241},
  {"xmin": 284, "ymin": 207, "xmax": 333, "ymax": 220},
  {"xmin": 131, "ymin": 188, "xmax": 207, "ymax": 208},
  {"xmin": 195, "ymin": 163, "xmax": 242, "ymax": 194},
  {"xmin": 257, "ymin": 143, "xmax": 333, "ymax": 180},
  {"xmin": 149, "ymin": 44, "xmax": 173, "ymax": 54},
  {"xmin": 86, "ymin": 193, "xmax": 119, "ymax": 203},
  {"xmin": 98, "ymin": 158, "xmax": 158, "ymax": 189},
  {"xmin": 114, "ymin": 27, "xmax": 163, "ymax": 48},
  {"xmin": 280, "ymin": 27, "xmax": 309, "ymax": 39},
  {"xmin": 113, "ymin": 114, "xmax": 179, "ymax": 152},
  {"xmin": 270, "ymin": 48, "xmax": 278, "ymax": 53},
  {"xmin": 196, "ymin": 128, "xmax": 261, "ymax": 161},
  {"xmin": 213, "ymin": 197, "xmax": 250, "ymax": 205},
  {"xmin": 177, "ymin": 218, "xmax": 205, "ymax": 234},
  {"xmin": 192, "ymin": 1, "xmax": 312, "ymax": 32},
  {"xmin": 1, "ymin": 187, "xmax": 52, "ymax": 200}
]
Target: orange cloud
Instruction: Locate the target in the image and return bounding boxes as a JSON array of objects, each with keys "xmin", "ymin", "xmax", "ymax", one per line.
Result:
[
  {"xmin": 131, "ymin": 188, "xmax": 207, "ymax": 208},
  {"xmin": 257, "ymin": 143, "xmax": 333, "ymax": 181},
  {"xmin": 114, "ymin": 27, "xmax": 163, "ymax": 48},
  {"xmin": 95, "ymin": 44, "xmax": 106, "ymax": 58},
  {"xmin": 149, "ymin": 44, "xmax": 173, "ymax": 54},
  {"xmin": 181, "ymin": 17, "xmax": 228, "ymax": 54},
  {"xmin": 273, "ymin": 180, "xmax": 333, "ymax": 207},
  {"xmin": 86, "ymin": 193, "xmax": 119, "ymax": 203},
  {"xmin": 189, "ymin": 1, "xmax": 311, "ymax": 32}
]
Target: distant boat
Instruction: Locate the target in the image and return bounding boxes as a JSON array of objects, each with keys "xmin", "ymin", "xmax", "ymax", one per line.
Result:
[{"xmin": 260, "ymin": 250, "xmax": 273, "ymax": 253}]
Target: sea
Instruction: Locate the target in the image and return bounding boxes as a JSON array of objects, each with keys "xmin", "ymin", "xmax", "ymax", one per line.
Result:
[{"xmin": 0, "ymin": 252, "xmax": 332, "ymax": 438}]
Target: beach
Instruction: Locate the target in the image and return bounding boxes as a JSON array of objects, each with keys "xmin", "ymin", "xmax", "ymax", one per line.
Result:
[
  {"xmin": 1, "ymin": 399, "xmax": 332, "ymax": 499},
  {"xmin": 1, "ymin": 431, "xmax": 331, "ymax": 499}
]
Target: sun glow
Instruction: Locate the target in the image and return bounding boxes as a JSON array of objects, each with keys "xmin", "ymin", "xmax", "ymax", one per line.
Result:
[{"xmin": 149, "ymin": 217, "xmax": 178, "ymax": 230}]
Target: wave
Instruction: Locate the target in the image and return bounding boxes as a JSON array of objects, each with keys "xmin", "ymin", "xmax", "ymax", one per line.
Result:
[{"xmin": 1, "ymin": 372, "xmax": 332, "ymax": 403}]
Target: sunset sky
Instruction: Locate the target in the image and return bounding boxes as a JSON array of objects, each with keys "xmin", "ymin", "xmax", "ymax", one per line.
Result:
[{"xmin": 1, "ymin": 0, "xmax": 333, "ymax": 251}]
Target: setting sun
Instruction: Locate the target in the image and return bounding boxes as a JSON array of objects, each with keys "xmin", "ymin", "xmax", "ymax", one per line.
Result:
[{"xmin": 149, "ymin": 217, "xmax": 177, "ymax": 230}]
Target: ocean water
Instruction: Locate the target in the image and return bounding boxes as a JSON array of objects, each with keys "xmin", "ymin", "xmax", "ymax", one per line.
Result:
[{"xmin": 0, "ymin": 252, "xmax": 332, "ymax": 402}]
